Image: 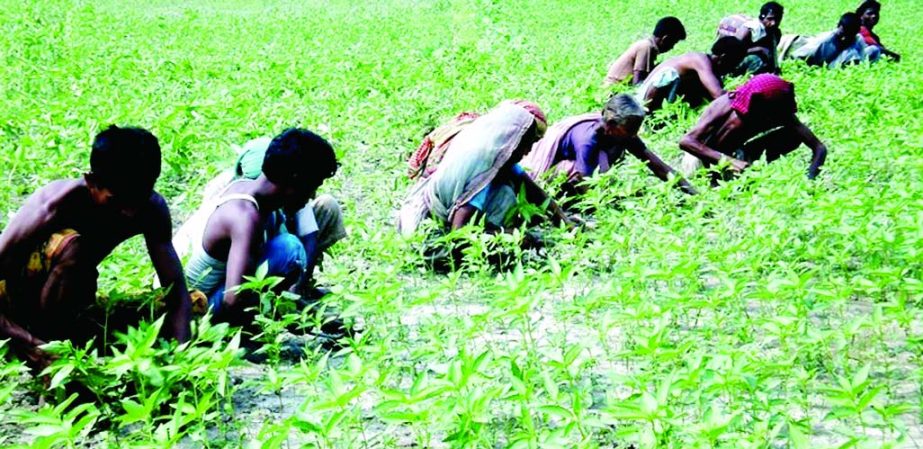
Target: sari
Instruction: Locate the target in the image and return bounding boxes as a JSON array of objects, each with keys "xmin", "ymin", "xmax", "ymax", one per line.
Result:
[
  {"xmin": 408, "ymin": 112, "xmax": 480, "ymax": 180},
  {"xmin": 398, "ymin": 101, "xmax": 543, "ymax": 236}
]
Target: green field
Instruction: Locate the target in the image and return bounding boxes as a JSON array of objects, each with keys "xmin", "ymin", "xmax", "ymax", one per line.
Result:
[{"xmin": 1, "ymin": 0, "xmax": 922, "ymax": 447}]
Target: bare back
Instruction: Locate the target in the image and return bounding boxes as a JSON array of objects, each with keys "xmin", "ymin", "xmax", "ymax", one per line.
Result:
[{"xmin": 0, "ymin": 180, "xmax": 169, "ymax": 274}]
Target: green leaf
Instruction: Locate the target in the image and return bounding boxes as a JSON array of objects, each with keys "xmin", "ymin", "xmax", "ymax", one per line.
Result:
[
  {"xmin": 48, "ymin": 364, "xmax": 74, "ymax": 390},
  {"xmin": 852, "ymin": 364, "xmax": 871, "ymax": 391},
  {"xmin": 788, "ymin": 423, "xmax": 810, "ymax": 449},
  {"xmin": 640, "ymin": 392, "xmax": 658, "ymax": 417},
  {"xmin": 538, "ymin": 405, "xmax": 573, "ymax": 420}
]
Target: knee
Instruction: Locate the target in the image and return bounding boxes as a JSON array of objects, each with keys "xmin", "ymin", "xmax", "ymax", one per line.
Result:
[
  {"xmin": 42, "ymin": 260, "xmax": 98, "ymax": 312},
  {"xmin": 311, "ymin": 194, "xmax": 347, "ymax": 249},
  {"xmin": 680, "ymin": 153, "xmax": 704, "ymax": 178},
  {"xmin": 49, "ymin": 234, "xmax": 97, "ymax": 279},
  {"xmin": 312, "ymin": 194, "xmax": 342, "ymax": 219},
  {"xmin": 264, "ymin": 234, "xmax": 307, "ymax": 277}
]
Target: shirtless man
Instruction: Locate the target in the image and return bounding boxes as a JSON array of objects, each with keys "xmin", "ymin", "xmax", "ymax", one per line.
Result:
[
  {"xmin": 0, "ymin": 126, "xmax": 191, "ymax": 371},
  {"xmin": 638, "ymin": 36, "xmax": 747, "ymax": 113},
  {"xmin": 603, "ymin": 16, "xmax": 687, "ymax": 86},
  {"xmin": 679, "ymin": 74, "xmax": 828, "ymax": 183}
]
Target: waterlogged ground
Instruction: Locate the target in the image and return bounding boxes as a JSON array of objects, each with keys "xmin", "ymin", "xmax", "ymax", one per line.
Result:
[{"xmin": 1, "ymin": 0, "xmax": 922, "ymax": 448}]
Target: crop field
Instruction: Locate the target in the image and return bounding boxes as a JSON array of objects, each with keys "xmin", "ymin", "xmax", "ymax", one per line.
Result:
[{"xmin": 1, "ymin": 0, "xmax": 922, "ymax": 447}]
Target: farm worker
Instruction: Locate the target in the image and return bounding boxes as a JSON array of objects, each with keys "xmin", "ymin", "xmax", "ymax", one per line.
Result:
[
  {"xmin": 179, "ymin": 128, "xmax": 344, "ymax": 327},
  {"xmin": 856, "ymin": 0, "xmax": 900, "ymax": 61},
  {"xmin": 678, "ymin": 74, "xmax": 828, "ymax": 182},
  {"xmin": 521, "ymin": 94, "xmax": 697, "ymax": 197},
  {"xmin": 637, "ymin": 36, "xmax": 748, "ymax": 113},
  {"xmin": 0, "ymin": 126, "xmax": 192, "ymax": 372},
  {"xmin": 397, "ymin": 100, "xmax": 568, "ymax": 237},
  {"xmin": 714, "ymin": 1, "xmax": 785, "ymax": 76},
  {"xmin": 603, "ymin": 16, "xmax": 687, "ymax": 86},
  {"xmin": 778, "ymin": 13, "xmax": 880, "ymax": 68}
]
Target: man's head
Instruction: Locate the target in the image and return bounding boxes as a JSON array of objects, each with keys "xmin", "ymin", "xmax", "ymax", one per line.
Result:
[
  {"xmin": 856, "ymin": 0, "xmax": 880, "ymax": 29},
  {"xmin": 86, "ymin": 125, "xmax": 161, "ymax": 216},
  {"xmin": 653, "ymin": 16, "xmax": 686, "ymax": 52},
  {"xmin": 601, "ymin": 94, "xmax": 645, "ymax": 139},
  {"xmin": 711, "ymin": 36, "xmax": 748, "ymax": 74},
  {"xmin": 262, "ymin": 128, "xmax": 337, "ymax": 213},
  {"xmin": 835, "ymin": 12, "xmax": 861, "ymax": 47},
  {"xmin": 759, "ymin": 2, "xmax": 784, "ymax": 31}
]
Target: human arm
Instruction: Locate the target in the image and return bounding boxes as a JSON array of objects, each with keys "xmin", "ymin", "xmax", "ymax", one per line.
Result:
[
  {"xmin": 679, "ymin": 98, "xmax": 749, "ymax": 172},
  {"xmin": 790, "ymin": 116, "xmax": 828, "ymax": 179},
  {"xmin": 0, "ymin": 313, "xmax": 52, "ymax": 371},
  {"xmin": 450, "ymin": 205, "xmax": 480, "ymax": 231},
  {"xmin": 695, "ymin": 55, "xmax": 727, "ymax": 100},
  {"xmin": 631, "ymin": 47, "xmax": 652, "ymax": 85},
  {"xmin": 628, "ymin": 40, "xmax": 656, "ymax": 85},
  {"xmin": 597, "ymin": 150, "xmax": 611, "ymax": 175},
  {"xmin": 144, "ymin": 195, "xmax": 191, "ymax": 342},
  {"xmin": 218, "ymin": 206, "xmax": 261, "ymax": 316},
  {"xmin": 0, "ymin": 184, "xmax": 72, "ymax": 369},
  {"xmin": 299, "ymin": 231, "xmax": 320, "ymax": 283},
  {"xmin": 519, "ymin": 174, "xmax": 569, "ymax": 226},
  {"xmin": 881, "ymin": 47, "xmax": 900, "ymax": 61},
  {"xmin": 626, "ymin": 139, "xmax": 698, "ymax": 195}
]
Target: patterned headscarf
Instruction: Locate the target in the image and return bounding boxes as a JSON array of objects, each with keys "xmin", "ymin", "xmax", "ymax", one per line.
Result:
[{"xmin": 507, "ymin": 99, "xmax": 548, "ymax": 137}]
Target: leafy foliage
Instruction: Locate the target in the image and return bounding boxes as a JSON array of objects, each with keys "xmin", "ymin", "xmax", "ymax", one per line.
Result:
[{"xmin": 0, "ymin": 0, "xmax": 921, "ymax": 447}]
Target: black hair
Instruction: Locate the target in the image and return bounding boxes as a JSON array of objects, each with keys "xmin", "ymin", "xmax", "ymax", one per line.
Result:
[
  {"xmin": 856, "ymin": 0, "xmax": 880, "ymax": 14},
  {"xmin": 262, "ymin": 128, "xmax": 337, "ymax": 187},
  {"xmin": 653, "ymin": 16, "xmax": 686, "ymax": 40},
  {"xmin": 838, "ymin": 12, "xmax": 861, "ymax": 34},
  {"xmin": 90, "ymin": 125, "xmax": 161, "ymax": 200},
  {"xmin": 711, "ymin": 35, "xmax": 747, "ymax": 61},
  {"xmin": 760, "ymin": 2, "xmax": 784, "ymax": 18}
]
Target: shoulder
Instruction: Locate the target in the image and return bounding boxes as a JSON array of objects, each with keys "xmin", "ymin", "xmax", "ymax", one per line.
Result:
[
  {"xmin": 691, "ymin": 52, "xmax": 711, "ymax": 66},
  {"xmin": 633, "ymin": 38, "xmax": 654, "ymax": 52},
  {"xmin": 708, "ymin": 95, "xmax": 734, "ymax": 116},
  {"xmin": 565, "ymin": 121, "xmax": 598, "ymax": 147},
  {"xmin": 625, "ymin": 136, "xmax": 647, "ymax": 151},
  {"xmin": 31, "ymin": 179, "xmax": 86, "ymax": 211},
  {"xmin": 674, "ymin": 52, "xmax": 707, "ymax": 71},
  {"xmin": 698, "ymin": 96, "xmax": 734, "ymax": 123},
  {"xmin": 141, "ymin": 192, "xmax": 172, "ymax": 222},
  {"xmin": 217, "ymin": 200, "xmax": 262, "ymax": 237},
  {"xmin": 711, "ymin": 94, "xmax": 732, "ymax": 107}
]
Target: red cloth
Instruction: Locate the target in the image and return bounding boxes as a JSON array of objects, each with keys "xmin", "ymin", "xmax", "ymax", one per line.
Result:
[
  {"xmin": 407, "ymin": 112, "xmax": 480, "ymax": 179},
  {"xmin": 729, "ymin": 74, "xmax": 796, "ymax": 116},
  {"xmin": 510, "ymin": 100, "xmax": 548, "ymax": 133},
  {"xmin": 859, "ymin": 26, "xmax": 881, "ymax": 46}
]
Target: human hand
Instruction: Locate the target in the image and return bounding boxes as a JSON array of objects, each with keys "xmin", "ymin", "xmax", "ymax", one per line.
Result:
[
  {"xmin": 728, "ymin": 158, "xmax": 750, "ymax": 173},
  {"xmin": 25, "ymin": 344, "xmax": 55, "ymax": 374}
]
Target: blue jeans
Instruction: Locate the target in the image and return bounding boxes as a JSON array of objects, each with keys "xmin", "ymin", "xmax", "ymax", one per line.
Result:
[{"xmin": 208, "ymin": 233, "xmax": 307, "ymax": 313}]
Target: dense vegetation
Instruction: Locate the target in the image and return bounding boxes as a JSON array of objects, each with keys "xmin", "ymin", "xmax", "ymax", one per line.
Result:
[{"xmin": 0, "ymin": 0, "xmax": 920, "ymax": 447}]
